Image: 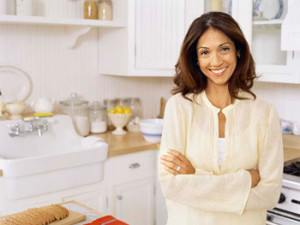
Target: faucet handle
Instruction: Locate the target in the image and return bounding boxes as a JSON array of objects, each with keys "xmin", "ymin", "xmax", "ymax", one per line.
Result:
[
  {"xmin": 42, "ymin": 120, "xmax": 48, "ymax": 131},
  {"xmin": 14, "ymin": 123, "xmax": 21, "ymax": 131}
]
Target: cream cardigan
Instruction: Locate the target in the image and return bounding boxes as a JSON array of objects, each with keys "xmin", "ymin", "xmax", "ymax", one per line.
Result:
[{"xmin": 158, "ymin": 91, "xmax": 283, "ymax": 225}]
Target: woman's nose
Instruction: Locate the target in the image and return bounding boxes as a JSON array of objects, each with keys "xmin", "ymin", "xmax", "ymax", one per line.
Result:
[{"xmin": 210, "ymin": 52, "xmax": 223, "ymax": 67}]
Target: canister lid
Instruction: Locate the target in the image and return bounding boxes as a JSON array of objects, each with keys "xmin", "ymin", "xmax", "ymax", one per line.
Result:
[
  {"xmin": 59, "ymin": 93, "xmax": 88, "ymax": 106},
  {"xmin": 89, "ymin": 101, "xmax": 106, "ymax": 110}
]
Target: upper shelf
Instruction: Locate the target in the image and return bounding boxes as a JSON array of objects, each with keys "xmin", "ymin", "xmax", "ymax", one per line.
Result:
[
  {"xmin": 253, "ymin": 19, "xmax": 283, "ymax": 25},
  {"xmin": 0, "ymin": 15, "xmax": 126, "ymax": 28}
]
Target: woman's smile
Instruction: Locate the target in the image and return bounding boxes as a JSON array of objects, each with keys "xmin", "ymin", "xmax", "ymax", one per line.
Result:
[{"xmin": 209, "ymin": 67, "xmax": 228, "ymax": 76}]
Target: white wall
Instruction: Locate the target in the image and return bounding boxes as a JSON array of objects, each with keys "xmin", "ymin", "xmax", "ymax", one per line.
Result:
[{"xmin": 253, "ymin": 82, "xmax": 300, "ymax": 123}]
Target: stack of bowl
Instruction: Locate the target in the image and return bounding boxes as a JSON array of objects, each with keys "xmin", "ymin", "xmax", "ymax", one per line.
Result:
[{"xmin": 139, "ymin": 118, "xmax": 164, "ymax": 143}]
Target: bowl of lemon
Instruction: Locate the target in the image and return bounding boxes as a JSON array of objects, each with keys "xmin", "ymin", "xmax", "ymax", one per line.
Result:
[{"xmin": 108, "ymin": 105, "xmax": 131, "ymax": 135}]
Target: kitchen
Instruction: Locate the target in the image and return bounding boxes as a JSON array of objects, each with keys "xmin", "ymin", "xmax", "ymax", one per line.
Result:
[{"xmin": 0, "ymin": 0, "xmax": 300, "ymax": 224}]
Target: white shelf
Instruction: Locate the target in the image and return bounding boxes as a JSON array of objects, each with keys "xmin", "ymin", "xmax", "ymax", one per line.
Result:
[
  {"xmin": 0, "ymin": 15, "xmax": 126, "ymax": 28},
  {"xmin": 253, "ymin": 19, "xmax": 283, "ymax": 26}
]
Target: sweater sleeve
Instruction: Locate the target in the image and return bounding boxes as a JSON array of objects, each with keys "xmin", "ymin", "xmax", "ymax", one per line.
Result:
[
  {"xmin": 158, "ymin": 96, "xmax": 252, "ymax": 215},
  {"xmin": 245, "ymin": 107, "xmax": 283, "ymax": 210}
]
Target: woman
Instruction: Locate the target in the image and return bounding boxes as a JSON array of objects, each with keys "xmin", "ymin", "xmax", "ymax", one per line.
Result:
[{"xmin": 159, "ymin": 12, "xmax": 283, "ymax": 225}]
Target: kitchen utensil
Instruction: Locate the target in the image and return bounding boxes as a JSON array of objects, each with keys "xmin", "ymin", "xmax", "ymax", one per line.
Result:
[
  {"xmin": 31, "ymin": 98, "xmax": 55, "ymax": 113},
  {"xmin": 139, "ymin": 118, "xmax": 163, "ymax": 143},
  {"xmin": 157, "ymin": 97, "xmax": 165, "ymax": 119},
  {"xmin": 0, "ymin": 66, "xmax": 32, "ymax": 103},
  {"xmin": 108, "ymin": 113, "xmax": 131, "ymax": 135}
]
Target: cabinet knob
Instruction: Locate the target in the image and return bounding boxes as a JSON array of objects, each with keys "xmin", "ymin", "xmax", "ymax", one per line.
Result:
[
  {"xmin": 129, "ymin": 163, "xmax": 140, "ymax": 169},
  {"xmin": 117, "ymin": 195, "xmax": 123, "ymax": 200}
]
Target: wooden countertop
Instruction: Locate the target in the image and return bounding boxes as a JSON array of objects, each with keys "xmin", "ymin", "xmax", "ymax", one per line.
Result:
[
  {"xmin": 283, "ymin": 134, "xmax": 300, "ymax": 164},
  {"xmin": 90, "ymin": 131, "xmax": 159, "ymax": 158},
  {"xmin": 89, "ymin": 132, "xmax": 300, "ymax": 162}
]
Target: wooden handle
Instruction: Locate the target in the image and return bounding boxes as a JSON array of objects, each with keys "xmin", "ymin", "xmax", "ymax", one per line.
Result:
[
  {"xmin": 158, "ymin": 97, "xmax": 165, "ymax": 118},
  {"xmin": 0, "ymin": 169, "xmax": 2, "ymax": 177}
]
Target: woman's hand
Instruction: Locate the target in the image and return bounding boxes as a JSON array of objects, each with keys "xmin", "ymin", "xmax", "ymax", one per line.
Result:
[
  {"xmin": 160, "ymin": 149, "xmax": 195, "ymax": 175},
  {"xmin": 248, "ymin": 170, "xmax": 260, "ymax": 188}
]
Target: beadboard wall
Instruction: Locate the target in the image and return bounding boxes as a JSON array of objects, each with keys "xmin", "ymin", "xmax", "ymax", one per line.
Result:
[{"xmin": 0, "ymin": 24, "xmax": 174, "ymax": 118}]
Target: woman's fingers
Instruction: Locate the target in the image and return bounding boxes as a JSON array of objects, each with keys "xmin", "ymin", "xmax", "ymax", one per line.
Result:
[
  {"xmin": 163, "ymin": 165, "xmax": 179, "ymax": 175},
  {"xmin": 167, "ymin": 149, "xmax": 189, "ymax": 164},
  {"xmin": 160, "ymin": 155, "xmax": 186, "ymax": 169},
  {"xmin": 161, "ymin": 149, "xmax": 196, "ymax": 175}
]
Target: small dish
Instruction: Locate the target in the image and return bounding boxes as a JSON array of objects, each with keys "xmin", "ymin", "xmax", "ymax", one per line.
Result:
[
  {"xmin": 259, "ymin": 0, "xmax": 283, "ymax": 20},
  {"xmin": 0, "ymin": 66, "xmax": 32, "ymax": 102}
]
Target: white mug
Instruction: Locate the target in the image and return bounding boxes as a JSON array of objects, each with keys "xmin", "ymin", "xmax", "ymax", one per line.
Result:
[{"xmin": 16, "ymin": 0, "xmax": 33, "ymax": 16}]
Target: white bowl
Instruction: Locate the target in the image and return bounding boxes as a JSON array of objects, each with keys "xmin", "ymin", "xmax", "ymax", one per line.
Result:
[
  {"xmin": 108, "ymin": 113, "xmax": 131, "ymax": 135},
  {"xmin": 5, "ymin": 102, "xmax": 26, "ymax": 119},
  {"xmin": 139, "ymin": 118, "xmax": 164, "ymax": 143}
]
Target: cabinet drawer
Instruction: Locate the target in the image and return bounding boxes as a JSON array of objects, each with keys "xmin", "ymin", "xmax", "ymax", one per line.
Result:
[{"xmin": 105, "ymin": 150, "xmax": 157, "ymax": 184}]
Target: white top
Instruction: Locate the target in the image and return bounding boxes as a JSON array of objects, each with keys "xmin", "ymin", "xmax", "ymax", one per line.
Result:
[
  {"xmin": 218, "ymin": 138, "xmax": 225, "ymax": 166},
  {"xmin": 159, "ymin": 91, "xmax": 283, "ymax": 225}
]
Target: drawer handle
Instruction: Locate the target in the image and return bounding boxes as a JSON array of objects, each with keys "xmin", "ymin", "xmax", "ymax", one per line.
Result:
[{"xmin": 129, "ymin": 163, "xmax": 140, "ymax": 169}]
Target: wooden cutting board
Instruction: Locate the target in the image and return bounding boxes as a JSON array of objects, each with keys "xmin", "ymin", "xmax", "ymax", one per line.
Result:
[
  {"xmin": 0, "ymin": 209, "xmax": 86, "ymax": 225},
  {"xmin": 50, "ymin": 210, "xmax": 86, "ymax": 225}
]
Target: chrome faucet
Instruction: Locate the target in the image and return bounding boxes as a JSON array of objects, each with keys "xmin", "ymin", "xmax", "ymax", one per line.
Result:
[
  {"xmin": 8, "ymin": 123, "xmax": 21, "ymax": 137},
  {"xmin": 8, "ymin": 118, "xmax": 48, "ymax": 137}
]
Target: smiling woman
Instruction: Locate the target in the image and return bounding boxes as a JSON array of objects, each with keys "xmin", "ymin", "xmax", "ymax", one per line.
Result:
[{"xmin": 158, "ymin": 11, "xmax": 283, "ymax": 225}]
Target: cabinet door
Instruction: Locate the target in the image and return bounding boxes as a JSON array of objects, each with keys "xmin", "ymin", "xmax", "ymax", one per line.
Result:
[
  {"xmin": 113, "ymin": 177, "xmax": 155, "ymax": 225},
  {"xmin": 135, "ymin": 0, "xmax": 185, "ymax": 70},
  {"xmin": 239, "ymin": 0, "xmax": 299, "ymax": 83}
]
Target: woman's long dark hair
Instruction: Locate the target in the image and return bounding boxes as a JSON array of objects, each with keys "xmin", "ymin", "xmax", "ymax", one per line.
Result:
[{"xmin": 173, "ymin": 11, "xmax": 256, "ymax": 100}]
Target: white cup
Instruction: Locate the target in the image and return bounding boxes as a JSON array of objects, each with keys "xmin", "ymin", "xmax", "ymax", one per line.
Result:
[
  {"xmin": 16, "ymin": 0, "xmax": 33, "ymax": 16},
  {"xmin": 0, "ymin": 0, "xmax": 7, "ymax": 15},
  {"xmin": 292, "ymin": 122, "xmax": 300, "ymax": 136}
]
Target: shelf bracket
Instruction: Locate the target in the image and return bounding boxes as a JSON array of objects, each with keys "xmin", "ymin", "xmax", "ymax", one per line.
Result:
[{"xmin": 64, "ymin": 26, "xmax": 92, "ymax": 48}]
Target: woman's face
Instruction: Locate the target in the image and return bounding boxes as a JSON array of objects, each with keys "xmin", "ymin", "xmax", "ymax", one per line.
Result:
[{"xmin": 196, "ymin": 28, "xmax": 237, "ymax": 88}]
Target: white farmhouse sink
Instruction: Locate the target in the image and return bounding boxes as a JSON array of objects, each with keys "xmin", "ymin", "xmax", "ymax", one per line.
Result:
[{"xmin": 0, "ymin": 115, "xmax": 108, "ymax": 200}]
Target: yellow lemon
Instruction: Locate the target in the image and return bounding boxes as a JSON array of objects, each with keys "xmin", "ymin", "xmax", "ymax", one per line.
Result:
[
  {"xmin": 115, "ymin": 105, "xmax": 123, "ymax": 114},
  {"xmin": 124, "ymin": 107, "xmax": 131, "ymax": 114},
  {"xmin": 109, "ymin": 108, "xmax": 116, "ymax": 114}
]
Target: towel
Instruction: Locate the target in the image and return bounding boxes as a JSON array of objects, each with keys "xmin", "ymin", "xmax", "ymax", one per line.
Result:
[
  {"xmin": 80, "ymin": 136, "xmax": 105, "ymax": 149},
  {"xmin": 84, "ymin": 215, "xmax": 129, "ymax": 225}
]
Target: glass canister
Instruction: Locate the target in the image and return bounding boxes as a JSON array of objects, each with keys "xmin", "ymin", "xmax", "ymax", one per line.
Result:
[
  {"xmin": 84, "ymin": 0, "xmax": 98, "ymax": 19},
  {"xmin": 98, "ymin": 0, "xmax": 113, "ymax": 21},
  {"xmin": 124, "ymin": 97, "xmax": 143, "ymax": 119},
  {"xmin": 59, "ymin": 93, "xmax": 90, "ymax": 137},
  {"xmin": 89, "ymin": 101, "xmax": 107, "ymax": 133}
]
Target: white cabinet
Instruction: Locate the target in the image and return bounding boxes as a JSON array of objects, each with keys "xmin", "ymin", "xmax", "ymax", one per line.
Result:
[
  {"xmin": 113, "ymin": 177, "xmax": 155, "ymax": 225},
  {"xmin": 98, "ymin": 0, "xmax": 204, "ymax": 77},
  {"xmin": 104, "ymin": 150, "xmax": 157, "ymax": 225},
  {"xmin": 237, "ymin": 0, "xmax": 300, "ymax": 83}
]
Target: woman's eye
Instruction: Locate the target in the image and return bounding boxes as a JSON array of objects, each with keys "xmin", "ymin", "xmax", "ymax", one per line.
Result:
[
  {"xmin": 200, "ymin": 51, "xmax": 209, "ymax": 56},
  {"xmin": 221, "ymin": 47, "xmax": 230, "ymax": 52}
]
